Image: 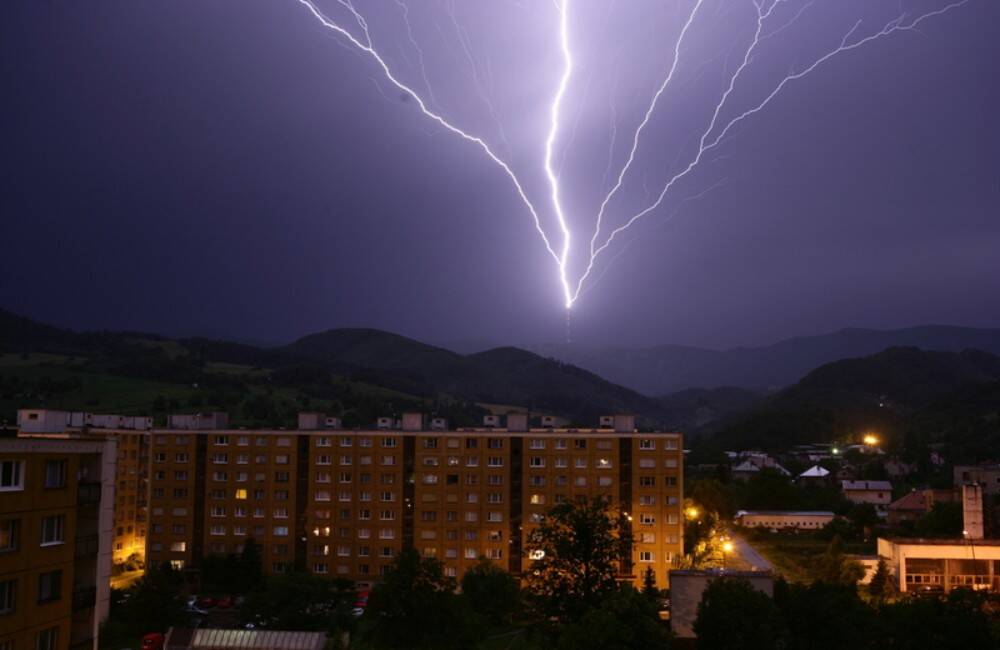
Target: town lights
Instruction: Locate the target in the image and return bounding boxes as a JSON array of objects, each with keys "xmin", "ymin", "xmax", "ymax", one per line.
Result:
[{"xmin": 863, "ymin": 434, "xmax": 879, "ymax": 446}]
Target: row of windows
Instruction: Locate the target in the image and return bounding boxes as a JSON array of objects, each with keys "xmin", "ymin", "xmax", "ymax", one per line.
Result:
[
  {"xmin": 156, "ymin": 434, "xmax": 680, "ymax": 451},
  {"xmin": 0, "ymin": 515, "xmax": 66, "ymax": 551},
  {"xmin": 0, "ymin": 571, "xmax": 63, "ymax": 615},
  {"xmin": 0, "ymin": 627, "xmax": 58, "ymax": 650},
  {"xmin": 0, "ymin": 459, "xmax": 67, "ymax": 492}
]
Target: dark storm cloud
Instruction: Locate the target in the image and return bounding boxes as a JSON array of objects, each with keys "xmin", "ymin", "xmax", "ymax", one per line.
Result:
[{"xmin": 1, "ymin": 0, "xmax": 997, "ymax": 349}]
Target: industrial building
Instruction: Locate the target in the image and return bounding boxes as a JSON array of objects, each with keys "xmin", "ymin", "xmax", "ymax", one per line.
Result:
[{"xmin": 877, "ymin": 484, "xmax": 1000, "ymax": 593}]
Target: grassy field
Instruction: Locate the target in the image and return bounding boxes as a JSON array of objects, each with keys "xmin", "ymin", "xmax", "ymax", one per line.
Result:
[{"xmin": 746, "ymin": 533, "xmax": 875, "ymax": 583}]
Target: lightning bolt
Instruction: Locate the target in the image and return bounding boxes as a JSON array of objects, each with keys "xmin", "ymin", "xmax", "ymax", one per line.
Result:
[
  {"xmin": 291, "ymin": 0, "xmax": 970, "ymax": 311},
  {"xmin": 573, "ymin": 0, "xmax": 971, "ymax": 301},
  {"xmin": 544, "ymin": 0, "xmax": 575, "ymax": 308},
  {"xmin": 291, "ymin": 0, "xmax": 574, "ymax": 306},
  {"xmin": 587, "ymin": 0, "xmax": 706, "ymax": 280}
]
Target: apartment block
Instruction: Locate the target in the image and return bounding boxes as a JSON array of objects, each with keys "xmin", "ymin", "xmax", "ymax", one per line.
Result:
[
  {"xmin": 144, "ymin": 413, "xmax": 684, "ymax": 588},
  {"xmin": 0, "ymin": 438, "xmax": 116, "ymax": 650},
  {"xmin": 16, "ymin": 412, "xmax": 150, "ymax": 568}
]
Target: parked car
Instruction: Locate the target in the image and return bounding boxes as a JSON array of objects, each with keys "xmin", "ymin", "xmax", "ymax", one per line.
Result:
[
  {"xmin": 141, "ymin": 633, "xmax": 164, "ymax": 650},
  {"xmin": 216, "ymin": 596, "xmax": 234, "ymax": 609},
  {"xmin": 196, "ymin": 596, "xmax": 216, "ymax": 609}
]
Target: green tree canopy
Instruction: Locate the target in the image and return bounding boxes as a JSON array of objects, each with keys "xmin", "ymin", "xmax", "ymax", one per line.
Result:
[
  {"xmin": 693, "ymin": 577, "xmax": 786, "ymax": 650},
  {"xmin": 355, "ymin": 549, "xmax": 474, "ymax": 650},
  {"xmin": 525, "ymin": 496, "xmax": 634, "ymax": 620},
  {"xmin": 459, "ymin": 558, "xmax": 521, "ymax": 626}
]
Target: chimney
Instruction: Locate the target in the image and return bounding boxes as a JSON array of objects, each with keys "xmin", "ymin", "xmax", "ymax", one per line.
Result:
[
  {"xmin": 962, "ymin": 483, "xmax": 984, "ymax": 540},
  {"xmin": 613, "ymin": 414, "xmax": 636, "ymax": 433},
  {"xmin": 506, "ymin": 413, "xmax": 528, "ymax": 432},
  {"xmin": 401, "ymin": 412, "xmax": 426, "ymax": 431}
]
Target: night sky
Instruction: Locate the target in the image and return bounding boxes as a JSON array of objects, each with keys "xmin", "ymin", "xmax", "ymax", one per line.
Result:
[{"xmin": 2, "ymin": 1, "xmax": 997, "ymax": 350}]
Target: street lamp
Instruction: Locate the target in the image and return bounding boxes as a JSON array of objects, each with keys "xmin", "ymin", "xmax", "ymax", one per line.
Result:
[
  {"xmin": 863, "ymin": 434, "xmax": 879, "ymax": 446},
  {"xmin": 721, "ymin": 540, "xmax": 734, "ymax": 570},
  {"xmin": 685, "ymin": 507, "xmax": 700, "ymax": 520}
]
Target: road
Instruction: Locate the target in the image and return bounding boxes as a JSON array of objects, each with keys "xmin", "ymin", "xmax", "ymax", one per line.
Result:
[{"xmin": 728, "ymin": 532, "xmax": 773, "ymax": 572}]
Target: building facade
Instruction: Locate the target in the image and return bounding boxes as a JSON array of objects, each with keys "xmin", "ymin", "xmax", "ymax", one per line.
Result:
[
  {"xmin": 733, "ymin": 510, "xmax": 835, "ymax": 531},
  {"xmin": 143, "ymin": 414, "xmax": 685, "ymax": 588},
  {"xmin": 0, "ymin": 438, "xmax": 116, "ymax": 650}
]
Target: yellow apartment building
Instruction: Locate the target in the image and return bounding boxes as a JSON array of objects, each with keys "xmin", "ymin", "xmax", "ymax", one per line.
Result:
[
  {"xmin": 0, "ymin": 438, "xmax": 116, "ymax": 650},
  {"xmin": 145, "ymin": 413, "xmax": 684, "ymax": 588}
]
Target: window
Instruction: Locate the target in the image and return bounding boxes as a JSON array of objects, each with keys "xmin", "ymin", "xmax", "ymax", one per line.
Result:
[
  {"xmin": 40, "ymin": 516, "xmax": 65, "ymax": 546},
  {"xmin": 423, "ymin": 438, "xmax": 438, "ymax": 449},
  {"xmin": 529, "ymin": 494, "xmax": 546, "ymax": 505},
  {"xmin": 381, "ymin": 437, "xmax": 397, "ymax": 448},
  {"xmin": 574, "ymin": 439, "xmax": 587, "ymax": 450},
  {"xmin": 639, "ymin": 514, "xmax": 656, "ymax": 526},
  {"xmin": 274, "ymin": 455, "xmax": 289, "ymax": 465},
  {"xmin": 598, "ymin": 476, "xmax": 613, "ymax": 487},
  {"xmin": 529, "ymin": 457, "xmax": 545, "ymax": 468},
  {"xmin": 175, "ymin": 452, "xmax": 189, "ymax": 463},
  {"xmin": 487, "ymin": 438, "xmax": 503, "ymax": 449},
  {"xmin": 237, "ymin": 436, "xmax": 250, "ymax": 446},
  {"xmin": 639, "ymin": 439, "xmax": 655, "ymax": 450},
  {"xmin": 0, "ymin": 520, "xmax": 19, "ymax": 552},
  {"xmin": 639, "ymin": 551, "xmax": 653, "ymax": 562},
  {"xmin": 639, "ymin": 476, "xmax": 656, "ymax": 487},
  {"xmin": 574, "ymin": 458, "xmax": 587, "ymax": 468},
  {"xmin": 214, "ymin": 435, "xmax": 229, "ymax": 446},
  {"xmin": 596, "ymin": 458, "xmax": 612, "ymax": 469},
  {"xmin": 43, "ymin": 460, "xmax": 66, "ymax": 488},
  {"xmin": 37, "ymin": 570, "xmax": 61, "ymax": 603},
  {"xmin": 487, "ymin": 457, "xmax": 503, "ymax": 468},
  {"xmin": 211, "ymin": 453, "xmax": 228, "ymax": 464},
  {"xmin": 665, "ymin": 438, "xmax": 679, "ymax": 450},
  {"xmin": 0, "ymin": 579, "xmax": 15, "ymax": 614},
  {"xmin": 487, "ymin": 512, "xmax": 503, "ymax": 522},
  {"xmin": 0, "ymin": 461, "xmax": 24, "ymax": 491},
  {"xmin": 640, "ymin": 532, "xmax": 655, "ymax": 543},
  {"xmin": 170, "ymin": 542, "xmax": 186, "ymax": 552},
  {"xmin": 638, "ymin": 495, "xmax": 656, "ymax": 506},
  {"xmin": 638, "ymin": 458, "xmax": 656, "ymax": 469},
  {"xmin": 36, "ymin": 627, "xmax": 59, "ymax": 650},
  {"xmin": 529, "ymin": 439, "xmax": 546, "ymax": 449},
  {"xmin": 273, "ymin": 526, "xmax": 289, "ymax": 537}
]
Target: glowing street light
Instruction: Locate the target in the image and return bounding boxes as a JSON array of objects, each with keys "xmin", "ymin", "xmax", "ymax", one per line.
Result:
[
  {"xmin": 685, "ymin": 507, "xmax": 700, "ymax": 520},
  {"xmin": 863, "ymin": 434, "xmax": 879, "ymax": 446},
  {"xmin": 721, "ymin": 540, "xmax": 734, "ymax": 570}
]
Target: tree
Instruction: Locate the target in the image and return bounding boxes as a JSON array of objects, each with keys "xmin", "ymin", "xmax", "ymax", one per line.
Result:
[
  {"xmin": 811, "ymin": 535, "xmax": 864, "ymax": 585},
  {"xmin": 693, "ymin": 578, "xmax": 786, "ymax": 650},
  {"xmin": 459, "ymin": 559, "xmax": 521, "ymax": 626},
  {"xmin": 914, "ymin": 501, "xmax": 962, "ymax": 537},
  {"xmin": 100, "ymin": 563, "xmax": 186, "ymax": 648},
  {"xmin": 240, "ymin": 573, "xmax": 353, "ymax": 632},
  {"xmin": 867, "ymin": 557, "xmax": 896, "ymax": 603},
  {"xmin": 848, "ymin": 503, "xmax": 879, "ymax": 541},
  {"xmin": 775, "ymin": 580, "xmax": 877, "ymax": 650},
  {"xmin": 641, "ymin": 566, "xmax": 659, "ymax": 599},
  {"xmin": 525, "ymin": 496, "xmax": 634, "ymax": 620},
  {"xmin": 554, "ymin": 586, "xmax": 670, "ymax": 650},
  {"xmin": 355, "ymin": 549, "xmax": 474, "ymax": 650}
]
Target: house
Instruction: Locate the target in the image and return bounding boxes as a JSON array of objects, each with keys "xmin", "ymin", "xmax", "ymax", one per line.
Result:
[
  {"xmin": 887, "ymin": 488, "xmax": 959, "ymax": 527},
  {"xmin": 953, "ymin": 464, "xmax": 1000, "ymax": 496},
  {"xmin": 796, "ymin": 465, "xmax": 830, "ymax": 486},
  {"xmin": 730, "ymin": 452, "xmax": 790, "ymax": 482},
  {"xmin": 841, "ymin": 480, "xmax": 893, "ymax": 509}
]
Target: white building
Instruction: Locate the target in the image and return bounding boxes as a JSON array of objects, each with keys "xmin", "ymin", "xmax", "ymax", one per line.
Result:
[{"xmin": 734, "ymin": 510, "xmax": 835, "ymax": 530}]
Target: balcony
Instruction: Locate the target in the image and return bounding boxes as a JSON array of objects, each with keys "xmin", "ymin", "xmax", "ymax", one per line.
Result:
[
  {"xmin": 77, "ymin": 482, "xmax": 102, "ymax": 505},
  {"xmin": 72, "ymin": 587, "xmax": 97, "ymax": 612},
  {"xmin": 74, "ymin": 535, "xmax": 100, "ymax": 558}
]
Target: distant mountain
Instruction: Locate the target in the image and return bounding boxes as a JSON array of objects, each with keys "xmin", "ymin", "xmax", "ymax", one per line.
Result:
[
  {"xmin": 0, "ymin": 309, "xmax": 666, "ymax": 426},
  {"xmin": 530, "ymin": 325, "xmax": 1000, "ymax": 394},
  {"xmin": 700, "ymin": 347, "xmax": 1000, "ymax": 455}
]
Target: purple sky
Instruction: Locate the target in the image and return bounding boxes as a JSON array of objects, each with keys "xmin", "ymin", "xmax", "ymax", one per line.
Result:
[{"xmin": 1, "ymin": 0, "xmax": 997, "ymax": 349}]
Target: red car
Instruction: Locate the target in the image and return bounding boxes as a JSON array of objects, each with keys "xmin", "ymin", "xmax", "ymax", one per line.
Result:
[
  {"xmin": 196, "ymin": 596, "xmax": 216, "ymax": 609},
  {"xmin": 216, "ymin": 596, "xmax": 234, "ymax": 609},
  {"xmin": 142, "ymin": 633, "xmax": 164, "ymax": 650}
]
